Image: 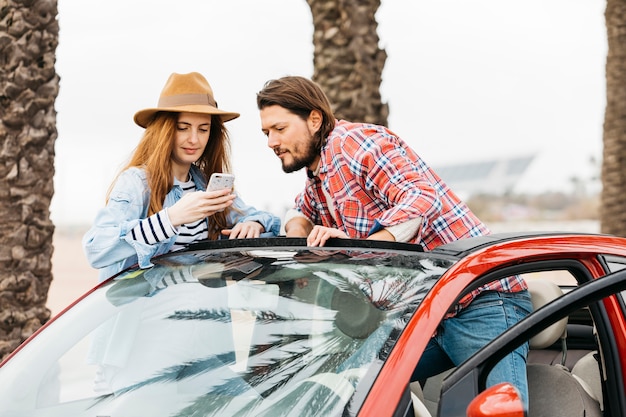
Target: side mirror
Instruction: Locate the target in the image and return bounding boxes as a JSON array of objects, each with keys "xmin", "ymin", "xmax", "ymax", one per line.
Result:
[{"xmin": 466, "ymin": 383, "xmax": 526, "ymax": 417}]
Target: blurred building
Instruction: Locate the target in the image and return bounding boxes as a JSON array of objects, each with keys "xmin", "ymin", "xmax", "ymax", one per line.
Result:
[{"xmin": 434, "ymin": 154, "xmax": 535, "ymax": 198}]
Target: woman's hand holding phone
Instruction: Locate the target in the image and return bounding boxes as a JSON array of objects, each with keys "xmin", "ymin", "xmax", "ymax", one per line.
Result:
[
  {"xmin": 206, "ymin": 173, "xmax": 235, "ymax": 213},
  {"xmin": 168, "ymin": 188, "xmax": 235, "ymax": 227}
]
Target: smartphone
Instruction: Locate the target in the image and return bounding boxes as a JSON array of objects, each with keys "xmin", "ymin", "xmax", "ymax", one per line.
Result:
[{"xmin": 207, "ymin": 173, "xmax": 235, "ymax": 192}]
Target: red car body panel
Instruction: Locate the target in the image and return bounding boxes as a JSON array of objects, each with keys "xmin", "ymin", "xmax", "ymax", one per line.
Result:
[
  {"xmin": 603, "ymin": 296, "xmax": 626, "ymax": 384},
  {"xmin": 359, "ymin": 234, "xmax": 626, "ymax": 417}
]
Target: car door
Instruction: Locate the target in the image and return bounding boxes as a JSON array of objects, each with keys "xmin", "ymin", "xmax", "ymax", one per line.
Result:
[{"xmin": 437, "ymin": 266, "xmax": 626, "ymax": 417}]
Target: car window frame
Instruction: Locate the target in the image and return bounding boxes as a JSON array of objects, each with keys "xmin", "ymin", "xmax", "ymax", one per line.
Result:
[
  {"xmin": 444, "ymin": 258, "xmax": 596, "ymax": 314},
  {"xmin": 437, "ymin": 266, "xmax": 626, "ymax": 417}
]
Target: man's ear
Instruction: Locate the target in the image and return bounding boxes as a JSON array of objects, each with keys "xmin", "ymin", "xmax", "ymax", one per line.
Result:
[{"xmin": 307, "ymin": 110, "xmax": 323, "ymax": 133}]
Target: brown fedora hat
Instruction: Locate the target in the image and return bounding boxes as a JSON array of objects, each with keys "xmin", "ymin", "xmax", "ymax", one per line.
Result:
[{"xmin": 133, "ymin": 72, "xmax": 240, "ymax": 128}]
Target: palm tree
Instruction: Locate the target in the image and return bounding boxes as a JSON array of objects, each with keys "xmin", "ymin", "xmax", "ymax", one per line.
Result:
[
  {"xmin": 601, "ymin": 0, "xmax": 626, "ymax": 236},
  {"xmin": 306, "ymin": 0, "xmax": 389, "ymax": 126},
  {"xmin": 0, "ymin": 1, "xmax": 59, "ymax": 359}
]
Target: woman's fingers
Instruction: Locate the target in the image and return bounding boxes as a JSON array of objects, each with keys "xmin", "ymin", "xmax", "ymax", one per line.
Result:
[
  {"xmin": 169, "ymin": 191, "xmax": 235, "ymax": 226},
  {"xmin": 223, "ymin": 221, "xmax": 264, "ymax": 239}
]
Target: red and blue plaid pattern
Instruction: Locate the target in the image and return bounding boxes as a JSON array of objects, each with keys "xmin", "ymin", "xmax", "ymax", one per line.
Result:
[
  {"xmin": 294, "ymin": 120, "xmax": 527, "ymax": 311},
  {"xmin": 296, "ymin": 120, "xmax": 491, "ymax": 247}
]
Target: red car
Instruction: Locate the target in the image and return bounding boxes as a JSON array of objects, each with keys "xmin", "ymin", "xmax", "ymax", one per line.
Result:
[{"xmin": 0, "ymin": 233, "xmax": 624, "ymax": 416}]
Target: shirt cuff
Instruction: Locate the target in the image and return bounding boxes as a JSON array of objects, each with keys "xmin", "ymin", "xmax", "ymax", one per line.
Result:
[
  {"xmin": 130, "ymin": 209, "xmax": 178, "ymax": 245},
  {"xmin": 284, "ymin": 208, "xmax": 314, "ymax": 228},
  {"xmin": 381, "ymin": 218, "xmax": 422, "ymax": 243}
]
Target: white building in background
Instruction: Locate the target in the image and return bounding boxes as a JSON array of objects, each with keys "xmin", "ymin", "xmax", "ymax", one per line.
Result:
[{"xmin": 434, "ymin": 154, "xmax": 536, "ymax": 199}]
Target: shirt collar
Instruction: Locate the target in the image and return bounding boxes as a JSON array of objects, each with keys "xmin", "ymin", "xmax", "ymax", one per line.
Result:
[{"xmin": 306, "ymin": 159, "xmax": 321, "ymax": 179}]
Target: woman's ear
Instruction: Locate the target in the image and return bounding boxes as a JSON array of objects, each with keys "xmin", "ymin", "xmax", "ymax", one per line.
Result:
[{"xmin": 307, "ymin": 110, "xmax": 323, "ymax": 133}]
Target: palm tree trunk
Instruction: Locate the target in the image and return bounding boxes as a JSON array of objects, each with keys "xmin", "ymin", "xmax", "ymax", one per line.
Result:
[
  {"xmin": 307, "ymin": 0, "xmax": 388, "ymax": 126},
  {"xmin": 601, "ymin": 1, "xmax": 626, "ymax": 236},
  {"xmin": 0, "ymin": 0, "xmax": 59, "ymax": 359}
]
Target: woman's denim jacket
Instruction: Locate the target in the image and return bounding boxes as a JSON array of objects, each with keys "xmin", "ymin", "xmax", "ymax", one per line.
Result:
[{"xmin": 82, "ymin": 166, "xmax": 281, "ymax": 281}]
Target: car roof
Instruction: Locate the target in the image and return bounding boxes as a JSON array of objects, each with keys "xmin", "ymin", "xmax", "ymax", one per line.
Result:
[
  {"xmin": 184, "ymin": 236, "xmax": 425, "ymax": 253},
  {"xmin": 429, "ymin": 231, "xmax": 606, "ymax": 257},
  {"xmin": 180, "ymin": 232, "xmax": 608, "ymax": 261}
]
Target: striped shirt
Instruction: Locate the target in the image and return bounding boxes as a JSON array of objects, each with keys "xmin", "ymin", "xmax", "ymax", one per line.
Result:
[
  {"xmin": 294, "ymin": 120, "xmax": 527, "ymax": 314},
  {"xmin": 130, "ymin": 179, "xmax": 208, "ymax": 251},
  {"xmin": 152, "ymin": 266, "xmax": 199, "ymax": 294}
]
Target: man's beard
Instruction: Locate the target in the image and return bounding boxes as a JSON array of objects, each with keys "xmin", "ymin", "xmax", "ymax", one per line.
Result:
[{"xmin": 281, "ymin": 138, "xmax": 319, "ymax": 173}]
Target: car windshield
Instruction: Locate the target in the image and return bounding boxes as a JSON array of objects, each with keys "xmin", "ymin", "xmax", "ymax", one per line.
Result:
[{"xmin": 0, "ymin": 245, "xmax": 453, "ymax": 416}]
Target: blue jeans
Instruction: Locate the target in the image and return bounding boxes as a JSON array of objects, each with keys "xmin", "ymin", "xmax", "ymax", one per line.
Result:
[{"xmin": 411, "ymin": 290, "xmax": 532, "ymax": 407}]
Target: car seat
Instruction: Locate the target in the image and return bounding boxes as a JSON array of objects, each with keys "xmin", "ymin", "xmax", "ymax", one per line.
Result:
[
  {"xmin": 526, "ymin": 279, "xmax": 602, "ymax": 417},
  {"xmin": 571, "ymin": 350, "xmax": 604, "ymax": 411}
]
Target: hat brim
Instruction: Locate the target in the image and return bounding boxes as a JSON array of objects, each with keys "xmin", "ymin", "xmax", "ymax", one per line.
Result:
[{"xmin": 133, "ymin": 105, "xmax": 240, "ymax": 128}]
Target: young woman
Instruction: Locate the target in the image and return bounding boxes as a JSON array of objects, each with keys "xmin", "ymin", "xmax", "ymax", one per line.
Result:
[{"xmin": 83, "ymin": 72, "xmax": 280, "ymax": 281}]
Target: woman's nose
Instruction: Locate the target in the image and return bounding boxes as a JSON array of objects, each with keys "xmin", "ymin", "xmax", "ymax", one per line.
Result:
[{"xmin": 189, "ymin": 129, "xmax": 200, "ymax": 142}]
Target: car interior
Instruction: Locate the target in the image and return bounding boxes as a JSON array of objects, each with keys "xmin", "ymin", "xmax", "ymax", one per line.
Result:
[{"xmin": 408, "ymin": 268, "xmax": 615, "ymax": 417}]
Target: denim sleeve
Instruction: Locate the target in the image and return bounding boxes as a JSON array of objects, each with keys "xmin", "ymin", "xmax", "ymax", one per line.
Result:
[
  {"xmin": 227, "ymin": 194, "xmax": 281, "ymax": 237},
  {"xmin": 82, "ymin": 169, "xmax": 172, "ymax": 277}
]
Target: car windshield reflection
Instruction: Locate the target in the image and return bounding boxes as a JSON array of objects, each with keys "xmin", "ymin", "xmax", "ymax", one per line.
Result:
[{"xmin": 0, "ymin": 247, "xmax": 452, "ymax": 416}]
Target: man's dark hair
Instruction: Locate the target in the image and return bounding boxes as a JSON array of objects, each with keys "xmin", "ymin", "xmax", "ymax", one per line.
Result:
[{"xmin": 257, "ymin": 76, "xmax": 336, "ymax": 149}]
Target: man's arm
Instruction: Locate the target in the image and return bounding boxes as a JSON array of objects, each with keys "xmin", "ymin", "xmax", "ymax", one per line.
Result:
[
  {"xmin": 367, "ymin": 217, "xmax": 422, "ymax": 243},
  {"xmin": 285, "ymin": 216, "xmax": 314, "ymax": 237},
  {"xmin": 367, "ymin": 229, "xmax": 396, "ymax": 242}
]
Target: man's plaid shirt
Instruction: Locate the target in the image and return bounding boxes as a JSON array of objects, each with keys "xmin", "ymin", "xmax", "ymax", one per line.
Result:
[{"xmin": 293, "ymin": 120, "xmax": 527, "ymax": 313}]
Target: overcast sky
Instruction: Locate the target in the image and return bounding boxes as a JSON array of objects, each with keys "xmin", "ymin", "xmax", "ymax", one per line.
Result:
[{"xmin": 52, "ymin": 0, "xmax": 607, "ymax": 227}]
